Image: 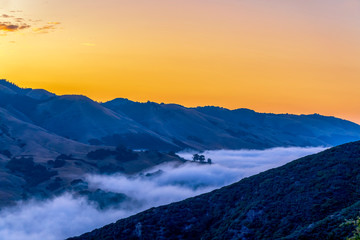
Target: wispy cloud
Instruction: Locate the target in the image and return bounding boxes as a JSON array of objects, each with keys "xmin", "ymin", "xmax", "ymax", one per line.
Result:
[
  {"xmin": 0, "ymin": 22, "xmax": 30, "ymax": 32},
  {"xmin": 1, "ymin": 14, "xmax": 13, "ymax": 18},
  {"xmin": 47, "ymin": 22, "xmax": 61, "ymax": 25},
  {"xmin": 0, "ymin": 13, "xmax": 29, "ymax": 34},
  {"xmin": 0, "ymin": 12, "xmax": 60, "ymax": 35},
  {"xmin": 33, "ymin": 22, "xmax": 61, "ymax": 34},
  {"xmin": 14, "ymin": 18, "xmax": 24, "ymax": 22}
]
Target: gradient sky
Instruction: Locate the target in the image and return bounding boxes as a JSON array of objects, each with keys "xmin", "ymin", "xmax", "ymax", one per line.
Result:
[{"xmin": 1, "ymin": 0, "xmax": 360, "ymax": 123}]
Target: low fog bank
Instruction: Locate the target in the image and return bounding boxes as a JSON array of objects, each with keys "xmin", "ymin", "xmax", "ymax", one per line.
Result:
[
  {"xmin": 178, "ymin": 147, "xmax": 327, "ymax": 172},
  {"xmin": 0, "ymin": 147, "xmax": 326, "ymax": 240}
]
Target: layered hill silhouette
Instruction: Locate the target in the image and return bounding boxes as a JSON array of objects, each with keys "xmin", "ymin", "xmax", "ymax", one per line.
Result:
[
  {"xmin": 0, "ymin": 80, "xmax": 184, "ymax": 207},
  {"xmin": 1, "ymin": 79, "xmax": 360, "ymax": 151},
  {"xmin": 70, "ymin": 141, "xmax": 360, "ymax": 240},
  {"xmin": 1, "ymin": 79, "xmax": 360, "ymax": 211},
  {"xmin": 1, "ymin": 79, "xmax": 360, "ymax": 238}
]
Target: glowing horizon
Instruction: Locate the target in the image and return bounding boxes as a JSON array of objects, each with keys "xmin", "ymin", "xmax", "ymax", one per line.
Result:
[{"xmin": 1, "ymin": 0, "xmax": 360, "ymax": 124}]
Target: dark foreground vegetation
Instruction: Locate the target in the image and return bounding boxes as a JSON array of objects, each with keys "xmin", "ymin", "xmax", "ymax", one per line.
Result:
[{"xmin": 70, "ymin": 141, "xmax": 360, "ymax": 240}]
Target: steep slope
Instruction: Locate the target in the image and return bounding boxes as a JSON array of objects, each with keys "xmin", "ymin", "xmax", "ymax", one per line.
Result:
[
  {"xmin": 70, "ymin": 141, "xmax": 360, "ymax": 240},
  {"xmin": 104, "ymin": 98, "xmax": 360, "ymax": 150}
]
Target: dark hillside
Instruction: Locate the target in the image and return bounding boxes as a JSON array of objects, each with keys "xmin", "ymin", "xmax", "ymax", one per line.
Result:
[
  {"xmin": 104, "ymin": 98, "xmax": 360, "ymax": 150},
  {"xmin": 1, "ymin": 80, "xmax": 360, "ymax": 151},
  {"xmin": 70, "ymin": 141, "xmax": 360, "ymax": 240}
]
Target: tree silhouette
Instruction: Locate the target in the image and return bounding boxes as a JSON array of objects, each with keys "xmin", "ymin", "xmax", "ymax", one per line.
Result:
[{"xmin": 192, "ymin": 154, "xmax": 200, "ymax": 161}]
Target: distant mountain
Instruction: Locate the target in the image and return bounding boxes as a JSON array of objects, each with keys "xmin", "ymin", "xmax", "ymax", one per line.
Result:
[
  {"xmin": 104, "ymin": 98, "xmax": 360, "ymax": 150},
  {"xmin": 70, "ymin": 141, "xmax": 360, "ymax": 240},
  {"xmin": 1, "ymin": 80, "xmax": 360, "ymax": 151},
  {"xmin": 0, "ymin": 80, "xmax": 55, "ymax": 100},
  {"xmin": 0, "ymin": 80, "xmax": 177, "ymax": 150}
]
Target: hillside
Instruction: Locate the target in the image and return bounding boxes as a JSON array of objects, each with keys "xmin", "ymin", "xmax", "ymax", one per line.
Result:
[
  {"xmin": 104, "ymin": 99, "xmax": 360, "ymax": 150},
  {"xmin": 0, "ymin": 80, "xmax": 176, "ymax": 150},
  {"xmin": 1, "ymin": 80, "xmax": 360, "ymax": 151},
  {"xmin": 70, "ymin": 141, "xmax": 360, "ymax": 240},
  {"xmin": 0, "ymin": 103, "xmax": 184, "ymax": 208}
]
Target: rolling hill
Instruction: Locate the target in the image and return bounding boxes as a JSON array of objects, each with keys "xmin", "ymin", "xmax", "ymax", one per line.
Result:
[
  {"xmin": 1, "ymin": 80, "xmax": 360, "ymax": 152},
  {"xmin": 0, "ymin": 103, "xmax": 183, "ymax": 208},
  {"xmin": 105, "ymin": 98, "xmax": 360, "ymax": 150}
]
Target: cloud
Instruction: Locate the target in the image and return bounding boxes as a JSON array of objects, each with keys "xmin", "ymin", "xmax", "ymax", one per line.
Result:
[
  {"xmin": 0, "ymin": 147, "xmax": 326, "ymax": 240},
  {"xmin": 0, "ymin": 13, "xmax": 30, "ymax": 34},
  {"xmin": 1, "ymin": 14, "xmax": 13, "ymax": 18},
  {"xmin": 0, "ymin": 12, "xmax": 60, "ymax": 35},
  {"xmin": 178, "ymin": 147, "xmax": 327, "ymax": 170},
  {"xmin": 33, "ymin": 22, "xmax": 61, "ymax": 34},
  {"xmin": 47, "ymin": 22, "xmax": 61, "ymax": 25},
  {"xmin": 14, "ymin": 18, "xmax": 24, "ymax": 22},
  {"xmin": 0, "ymin": 194, "xmax": 134, "ymax": 240},
  {"xmin": 0, "ymin": 22, "xmax": 30, "ymax": 32}
]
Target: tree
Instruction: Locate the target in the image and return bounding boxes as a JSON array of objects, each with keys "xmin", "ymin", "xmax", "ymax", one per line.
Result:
[
  {"xmin": 207, "ymin": 158, "xmax": 212, "ymax": 164},
  {"xmin": 199, "ymin": 155, "xmax": 205, "ymax": 163},
  {"xmin": 342, "ymin": 216, "xmax": 360, "ymax": 240},
  {"xmin": 192, "ymin": 154, "xmax": 200, "ymax": 161}
]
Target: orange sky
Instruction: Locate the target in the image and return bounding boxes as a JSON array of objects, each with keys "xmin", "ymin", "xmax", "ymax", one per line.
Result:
[{"xmin": 1, "ymin": 0, "xmax": 360, "ymax": 123}]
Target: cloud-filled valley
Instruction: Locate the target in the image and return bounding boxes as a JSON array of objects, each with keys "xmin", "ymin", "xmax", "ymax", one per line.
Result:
[{"xmin": 0, "ymin": 147, "xmax": 326, "ymax": 240}]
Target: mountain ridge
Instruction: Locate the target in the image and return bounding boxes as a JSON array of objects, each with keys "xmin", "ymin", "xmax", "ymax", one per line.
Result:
[{"xmin": 1, "ymin": 79, "xmax": 360, "ymax": 151}]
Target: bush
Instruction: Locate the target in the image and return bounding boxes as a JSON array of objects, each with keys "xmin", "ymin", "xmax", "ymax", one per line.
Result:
[
  {"xmin": 6, "ymin": 156, "xmax": 57, "ymax": 186},
  {"xmin": 0, "ymin": 149, "xmax": 12, "ymax": 158},
  {"xmin": 87, "ymin": 149, "xmax": 114, "ymax": 160}
]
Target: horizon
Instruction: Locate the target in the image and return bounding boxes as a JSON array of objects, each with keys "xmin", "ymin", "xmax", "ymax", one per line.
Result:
[
  {"xmin": 1, "ymin": 0, "xmax": 359, "ymax": 123},
  {"xmin": 1, "ymin": 78, "xmax": 359, "ymax": 125}
]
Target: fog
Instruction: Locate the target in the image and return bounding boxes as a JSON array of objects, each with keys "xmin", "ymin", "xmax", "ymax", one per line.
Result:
[{"xmin": 0, "ymin": 147, "xmax": 326, "ymax": 240}]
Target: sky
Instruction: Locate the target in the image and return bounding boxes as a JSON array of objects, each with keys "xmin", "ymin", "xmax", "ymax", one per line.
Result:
[{"xmin": 0, "ymin": 0, "xmax": 359, "ymax": 123}]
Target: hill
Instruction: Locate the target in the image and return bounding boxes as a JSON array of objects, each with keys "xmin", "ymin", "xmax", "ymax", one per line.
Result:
[
  {"xmin": 0, "ymin": 104, "xmax": 184, "ymax": 208},
  {"xmin": 70, "ymin": 141, "xmax": 360, "ymax": 240},
  {"xmin": 1, "ymin": 80, "xmax": 360, "ymax": 151},
  {"xmin": 0, "ymin": 80, "xmax": 176, "ymax": 150},
  {"xmin": 104, "ymin": 99, "xmax": 360, "ymax": 150},
  {"xmin": 103, "ymin": 99, "xmax": 360, "ymax": 150}
]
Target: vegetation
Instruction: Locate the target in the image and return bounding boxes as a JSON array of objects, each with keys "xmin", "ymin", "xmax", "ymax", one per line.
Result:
[
  {"xmin": 192, "ymin": 154, "xmax": 212, "ymax": 164},
  {"xmin": 79, "ymin": 189, "xmax": 128, "ymax": 210},
  {"xmin": 342, "ymin": 216, "xmax": 360, "ymax": 240},
  {"xmin": 56, "ymin": 154, "xmax": 77, "ymax": 160},
  {"xmin": 114, "ymin": 145, "xmax": 138, "ymax": 161},
  {"xmin": 87, "ymin": 145, "xmax": 138, "ymax": 161},
  {"xmin": 0, "ymin": 149, "xmax": 12, "ymax": 158},
  {"xmin": 70, "ymin": 141, "xmax": 360, "ymax": 240},
  {"xmin": 6, "ymin": 156, "xmax": 57, "ymax": 186},
  {"xmin": 87, "ymin": 149, "xmax": 113, "ymax": 160}
]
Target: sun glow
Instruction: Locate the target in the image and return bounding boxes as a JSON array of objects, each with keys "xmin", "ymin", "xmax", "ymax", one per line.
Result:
[{"xmin": 1, "ymin": 0, "xmax": 359, "ymax": 123}]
